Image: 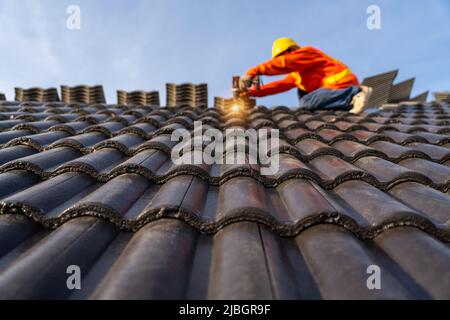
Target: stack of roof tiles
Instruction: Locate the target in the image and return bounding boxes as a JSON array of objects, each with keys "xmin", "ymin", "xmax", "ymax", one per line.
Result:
[
  {"xmin": 0, "ymin": 96, "xmax": 449, "ymax": 299},
  {"xmin": 14, "ymin": 87, "xmax": 60, "ymax": 103},
  {"xmin": 362, "ymin": 70, "xmax": 399, "ymax": 107},
  {"xmin": 362, "ymin": 70, "xmax": 429, "ymax": 107},
  {"xmin": 61, "ymin": 85, "xmax": 106, "ymax": 104},
  {"xmin": 388, "ymin": 78, "xmax": 415, "ymax": 103},
  {"xmin": 434, "ymin": 92, "xmax": 450, "ymax": 103},
  {"xmin": 411, "ymin": 91, "xmax": 429, "ymax": 103},
  {"xmin": 117, "ymin": 90, "xmax": 160, "ymax": 106},
  {"xmin": 166, "ymin": 83, "xmax": 208, "ymax": 107}
]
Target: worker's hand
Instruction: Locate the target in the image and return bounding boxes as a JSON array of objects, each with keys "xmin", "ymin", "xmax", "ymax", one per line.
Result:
[
  {"xmin": 240, "ymin": 91, "xmax": 249, "ymax": 97},
  {"xmin": 239, "ymin": 74, "xmax": 255, "ymax": 92}
]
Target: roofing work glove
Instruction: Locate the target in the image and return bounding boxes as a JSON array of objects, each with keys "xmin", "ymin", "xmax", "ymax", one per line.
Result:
[{"xmin": 239, "ymin": 74, "xmax": 255, "ymax": 93}]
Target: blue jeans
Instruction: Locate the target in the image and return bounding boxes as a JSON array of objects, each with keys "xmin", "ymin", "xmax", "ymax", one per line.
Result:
[{"xmin": 298, "ymin": 86, "xmax": 360, "ymax": 111}]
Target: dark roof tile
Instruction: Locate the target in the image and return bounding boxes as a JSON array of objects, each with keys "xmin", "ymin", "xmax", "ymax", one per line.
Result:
[
  {"xmin": 368, "ymin": 141, "xmax": 430, "ymax": 162},
  {"xmin": 398, "ymin": 158, "xmax": 450, "ymax": 185},
  {"xmin": 294, "ymin": 224, "xmax": 412, "ymax": 299},
  {"xmin": 406, "ymin": 142, "xmax": 450, "ymax": 162},
  {"xmin": 389, "ymin": 182, "xmax": 450, "ymax": 223},
  {"xmin": 374, "ymin": 227, "xmax": 450, "ymax": 299},
  {"xmin": 333, "ymin": 180, "xmax": 422, "ymax": 227},
  {"xmin": 0, "ymin": 146, "xmax": 37, "ymax": 165},
  {"xmin": 0, "ymin": 217, "xmax": 115, "ymax": 299},
  {"xmin": 353, "ymin": 156, "xmax": 421, "ymax": 184},
  {"xmin": 309, "ymin": 155, "xmax": 363, "ymax": 181}
]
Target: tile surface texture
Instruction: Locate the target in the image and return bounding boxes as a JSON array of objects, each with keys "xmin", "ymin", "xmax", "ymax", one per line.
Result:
[{"xmin": 0, "ymin": 98, "xmax": 449, "ymax": 299}]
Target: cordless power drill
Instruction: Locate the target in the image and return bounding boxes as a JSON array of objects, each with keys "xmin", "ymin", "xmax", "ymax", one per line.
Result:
[{"xmin": 232, "ymin": 75, "xmax": 261, "ymax": 101}]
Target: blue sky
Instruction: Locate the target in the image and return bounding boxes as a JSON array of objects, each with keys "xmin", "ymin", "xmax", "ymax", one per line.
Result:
[{"xmin": 0, "ymin": 0, "xmax": 449, "ymax": 107}]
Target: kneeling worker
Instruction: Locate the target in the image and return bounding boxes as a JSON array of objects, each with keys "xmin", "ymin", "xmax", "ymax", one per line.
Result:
[{"xmin": 239, "ymin": 37, "xmax": 372, "ymax": 114}]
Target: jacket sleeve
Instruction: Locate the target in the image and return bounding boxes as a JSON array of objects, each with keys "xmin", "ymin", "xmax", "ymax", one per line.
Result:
[
  {"xmin": 248, "ymin": 74, "xmax": 297, "ymax": 97},
  {"xmin": 246, "ymin": 47, "xmax": 323, "ymax": 76}
]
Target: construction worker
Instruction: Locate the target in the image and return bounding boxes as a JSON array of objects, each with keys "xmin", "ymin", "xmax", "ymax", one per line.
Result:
[{"xmin": 239, "ymin": 37, "xmax": 372, "ymax": 114}]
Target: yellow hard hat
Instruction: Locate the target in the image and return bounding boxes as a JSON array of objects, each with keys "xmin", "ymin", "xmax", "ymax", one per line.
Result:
[{"xmin": 272, "ymin": 37, "xmax": 299, "ymax": 59}]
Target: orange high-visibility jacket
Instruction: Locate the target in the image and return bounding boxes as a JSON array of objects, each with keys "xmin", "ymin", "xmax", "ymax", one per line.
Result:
[{"xmin": 246, "ymin": 46, "xmax": 359, "ymax": 97}]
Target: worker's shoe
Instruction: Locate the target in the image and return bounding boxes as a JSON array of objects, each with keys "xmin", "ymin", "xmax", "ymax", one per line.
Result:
[{"xmin": 349, "ymin": 85, "xmax": 373, "ymax": 114}]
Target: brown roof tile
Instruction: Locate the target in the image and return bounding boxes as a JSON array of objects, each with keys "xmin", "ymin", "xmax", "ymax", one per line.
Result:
[
  {"xmin": 15, "ymin": 87, "xmax": 60, "ymax": 103},
  {"xmin": 117, "ymin": 90, "xmax": 160, "ymax": 106}
]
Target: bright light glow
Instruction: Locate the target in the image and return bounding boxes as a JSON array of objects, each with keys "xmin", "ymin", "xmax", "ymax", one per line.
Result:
[{"xmin": 231, "ymin": 104, "xmax": 241, "ymax": 112}]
